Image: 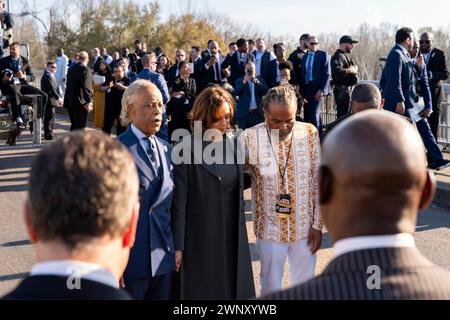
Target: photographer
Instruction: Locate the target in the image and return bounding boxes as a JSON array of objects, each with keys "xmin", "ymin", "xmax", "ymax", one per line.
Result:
[
  {"xmin": 101, "ymin": 64, "xmax": 129, "ymax": 136},
  {"xmin": 234, "ymin": 61, "xmax": 268, "ymax": 129},
  {"xmin": 0, "ymin": 42, "xmax": 47, "ymax": 128}
]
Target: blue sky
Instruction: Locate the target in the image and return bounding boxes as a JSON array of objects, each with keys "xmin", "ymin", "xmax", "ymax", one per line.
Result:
[{"xmin": 10, "ymin": 0, "xmax": 450, "ymax": 36}]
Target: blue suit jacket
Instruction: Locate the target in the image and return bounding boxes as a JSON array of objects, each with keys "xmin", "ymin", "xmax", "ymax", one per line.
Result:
[
  {"xmin": 118, "ymin": 127, "xmax": 175, "ymax": 278},
  {"xmin": 414, "ymin": 64, "xmax": 433, "ymax": 110},
  {"xmin": 234, "ymin": 77, "xmax": 268, "ymax": 118},
  {"xmin": 300, "ymin": 50, "xmax": 331, "ymax": 96},
  {"xmin": 138, "ymin": 69, "xmax": 171, "ymax": 141},
  {"xmin": 380, "ymin": 45, "xmax": 417, "ymax": 112}
]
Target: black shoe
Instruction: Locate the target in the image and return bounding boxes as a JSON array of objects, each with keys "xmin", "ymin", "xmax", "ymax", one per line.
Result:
[
  {"xmin": 16, "ymin": 121, "xmax": 25, "ymax": 130},
  {"xmin": 430, "ymin": 159, "xmax": 450, "ymax": 171},
  {"xmin": 44, "ymin": 134, "xmax": 55, "ymax": 141}
]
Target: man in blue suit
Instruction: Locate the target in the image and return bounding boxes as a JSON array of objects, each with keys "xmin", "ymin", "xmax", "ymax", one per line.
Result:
[
  {"xmin": 300, "ymin": 36, "xmax": 331, "ymax": 135},
  {"xmin": 380, "ymin": 27, "xmax": 416, "ymax": 115},
  {"xmin": 221, "ymin": 38, "xmax": 255, "ymax": 89},
  {"xmin": 234, "ymin": 62, "xmax": 268, "ymax": 129},
  {"xmin": 138, "ymin": 53, "xmax": 170, "ymax": 142},
  {"xmin": 117, "ymin": 80, "xmax": 175, "ymax": 300}
]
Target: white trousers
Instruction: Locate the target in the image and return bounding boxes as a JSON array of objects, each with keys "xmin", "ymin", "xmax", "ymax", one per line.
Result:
[
  {"xmin": 256, "ymin": 238, "xmax": 316, "ymax": 295},
  {"xmin": 56, "ymin": 78, "xmax": 66, "ymax": 98}
]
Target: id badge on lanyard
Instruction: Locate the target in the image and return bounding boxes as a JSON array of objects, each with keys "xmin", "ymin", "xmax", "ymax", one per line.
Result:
[{"xmin": 266, "ymin": 126, "xmax": 294, "ymax": 219}]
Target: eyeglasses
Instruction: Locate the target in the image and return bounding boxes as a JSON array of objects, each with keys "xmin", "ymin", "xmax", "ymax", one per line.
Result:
[{"xmin": 419, "ymin": 40, "xmax": 431, "ymax": 44}]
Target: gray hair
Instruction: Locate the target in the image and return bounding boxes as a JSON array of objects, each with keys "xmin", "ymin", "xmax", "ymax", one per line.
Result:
[
  {"xmin": 120, "ymin": 79, "xmax": 161, "ymax": 126},
  {"xmin": 141, "ymin": 53, "xmax": 156, "ymax": 67}
]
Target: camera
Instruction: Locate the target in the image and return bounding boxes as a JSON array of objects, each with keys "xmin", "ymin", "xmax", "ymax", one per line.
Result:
[{"xmin": 3, "ymin": 69, "xmax": 13, "ymax": 78}]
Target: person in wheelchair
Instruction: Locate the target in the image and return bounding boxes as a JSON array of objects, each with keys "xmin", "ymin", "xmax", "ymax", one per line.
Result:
[{"xmin": 0, "ymin": 42, "xmax": 47, "ymax": 129}]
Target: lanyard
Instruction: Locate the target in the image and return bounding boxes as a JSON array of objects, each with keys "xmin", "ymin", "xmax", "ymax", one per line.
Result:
[{"xmin": 266, "ymin": 126, "xmax": 294, "ymax": 191}]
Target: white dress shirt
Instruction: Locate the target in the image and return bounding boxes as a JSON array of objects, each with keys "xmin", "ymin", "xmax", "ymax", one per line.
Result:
[
  {"xmin": 255, "ymin": 50, "xmax": 276, "ymax": 77},
  {"xmin": 249, "ymin": 80, "xmax": 257, "ymax": 110},
  {"xmin": 131, "ymin": 123, "xmax": 157, "ymax": 163},
  {"xmin": 31, "ymin": 260, "xmax": 119, "ymax": 288},
  {"xmin": 333, "ymin": 233, "xmax": 416, "ymax": 258}
]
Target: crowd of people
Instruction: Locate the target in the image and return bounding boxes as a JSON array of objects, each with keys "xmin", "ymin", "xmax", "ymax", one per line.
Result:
[{"xmin": 1, "ymin": 22, "xmax": 450, "ymax": 300}]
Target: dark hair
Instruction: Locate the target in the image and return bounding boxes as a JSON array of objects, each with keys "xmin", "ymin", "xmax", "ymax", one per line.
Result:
[
  {"xmin": 154, "ymin": 46, "xmax": 163, "ymax": 55},
  {"xmin": 157, "ymin": 54, "xmax": 172, "ymax": 70},
  {"xmin": 248, "ymin": 39, "xmax": 255, "ymax": 45},
  {"xmin": 189, "ymin": 86, "xmax": 235, "ymax": 133},
  {"xmin": 236, "ymin": 38, "xmax": 247, "ymax": 48},
  {"xmin": 10, "ymin": 41, "xmax": 20, "ymax": 47},
  {"xmin": 279, "ymin": 60, "xmax": 293, "ymax": 71},
  {"xmin": 46, "ymin": 61, "xmax": 56, "ymax": 67},
  {"xmin": 28, "ymin": 132, "xmax": 139, "ymax": 249},
  {"xmin": 351, "ymin": 83, "xmax": 381, "ymax": 108},
  {"xmin": 300, "ymin": 33, "xmax": 310, "ymax": 41},
  {"xmin": 207, "ymin": 39, "xmax": 214, "ymax": 46},
  {"xmin": 191, "ymin": 46, "xmax": 200, "ymax": 52},
  {"xmin": 273, "ymin": 43, "xmax": 285, "ymax": 51},
  {"xmin": 134, "ymin": 40, "xmax": 141, "ymax": 45},
  {"xmin": 229, "ymin": 42, "xmax": 237, "ymax": 47},
  {"xmin": 178, "ymin": 60, "xmax": 189, "ymax": 70},
  {"xmin": 395, "ymin": 27, "xmax": 414, "ymax": 44}
]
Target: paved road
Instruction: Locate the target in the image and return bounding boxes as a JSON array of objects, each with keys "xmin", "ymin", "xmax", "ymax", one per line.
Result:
[{"xmin": 1, "ymin": 113, "xmax": 449, "ymax": 297}]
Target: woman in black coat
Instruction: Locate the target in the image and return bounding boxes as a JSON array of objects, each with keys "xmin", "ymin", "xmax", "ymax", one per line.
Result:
[
  {"xmin": 167, "ymin": 61, "xmax": 197, "ymax": 139},
  {"xmin": 171, "ymin": 86, "xmax": 255, "ymax": 300}
]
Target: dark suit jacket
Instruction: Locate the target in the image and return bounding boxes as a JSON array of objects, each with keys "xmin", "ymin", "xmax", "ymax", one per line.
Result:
[
  {"xmin": 63, "ymin": 62, "xmax": 92, "ymax": 109},
  {"xmin": 265, "ymin": 247, "xmax": 450, "ymax": 300},
  {"xmin": 380, "ymin": 45, "xmax": 416, "ymax": 112},
  {"xmin": 300, "ymin": 50, "xmax": 331, "ymax": 96},
  {"xmin": 234, "ymin": 76, "xmax": 268, "ymax": 118},
  {"xmin": 2, "ymin": 275, "xmax": 131, "ymax": 300},
  {"xmin": 288, "ymin": 47, "xmax": 307, "ymax": 85},
  {"xmin": 199, "ymin": 53, "xmax": 226, "ymax": 88},
  {"xmin": 0, "ymin": 55, "xmax": 35, "ymax": 84},
  {"xmin": 166, "ymin": 63, "xmax": 181, "ymax": 89},
  {"xmin": 265, "ymin": 59, "xmax": 296, "ymax": 89},
  {"xmin": 118, "ymin": 127, "xmax": 175, "ymax": 278},
  {"xmin": 423, "ymin": 48, "xmax": 449, "ymax": 107},
  {"xmin": 221, "ymin": 51, "xmax": 256, "ymax": 88},
  {"xmin": 255, "ymin": 51, "xmax": 273, "ymax": 79},
  {"xmin": 40, "ymin": 71, "xmax": 60, "ymax": 107}
]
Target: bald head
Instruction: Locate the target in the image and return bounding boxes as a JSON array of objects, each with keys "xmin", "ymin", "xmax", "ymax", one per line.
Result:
[
  {"xmin": 320, "ymin": 110, "xmax": 435, "ymax": 242},
  {"xmin": 351, "ymin": 83, "xmax": 382, "ymax": 112},
  {"xmin": 420, "ymin": 32, "xmax": 434, "ymax": 53}
]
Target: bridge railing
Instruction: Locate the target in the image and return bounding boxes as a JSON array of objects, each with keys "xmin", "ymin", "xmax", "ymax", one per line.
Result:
[{"xmin": 320, "ymin": 81, "xmax": 450, "ymax": 148}]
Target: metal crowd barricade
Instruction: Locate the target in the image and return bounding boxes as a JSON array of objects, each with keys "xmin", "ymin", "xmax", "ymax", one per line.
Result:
[{"xmin": 320, "ymin": 81, "xmax": 450, "ymax": 148}]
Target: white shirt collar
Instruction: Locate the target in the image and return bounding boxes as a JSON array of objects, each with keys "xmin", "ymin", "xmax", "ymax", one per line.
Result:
[
  {"xmin": 31, "ymin": 260, "xmax": 119, "ymax": 289},
  {"xmin": 333, "ymin": 233, "xmax": 415, "ymax": 258}
]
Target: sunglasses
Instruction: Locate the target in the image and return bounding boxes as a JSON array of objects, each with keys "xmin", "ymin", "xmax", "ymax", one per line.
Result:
[
  {"xmin": 309, "ymin": 43, "xmax": 319, "ymax": 46},
  {"xmin": 419, "ymin": 40, "xmax": 431, "ymax": 44}
]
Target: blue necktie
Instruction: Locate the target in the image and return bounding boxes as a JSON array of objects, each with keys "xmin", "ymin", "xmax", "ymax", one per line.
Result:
[
  {"xmin": 143, "ymin": 137, "xmax": 161, "ymax": 175},
  {"xmin": 306, "ymin": 53, "xmax": 314, "ymax": 83}
]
